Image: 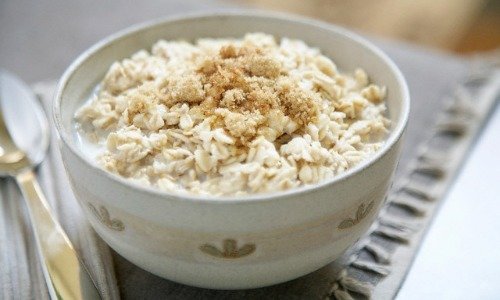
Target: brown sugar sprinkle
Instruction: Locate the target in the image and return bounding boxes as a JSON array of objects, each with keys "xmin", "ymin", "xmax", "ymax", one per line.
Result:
[
  {"xmin": 189, "ymin": 44, "xmax": 318, "ymax": 140},
  {"xmin": 215, "ymin": 109, "xmax": 266, "ymax": 143}
]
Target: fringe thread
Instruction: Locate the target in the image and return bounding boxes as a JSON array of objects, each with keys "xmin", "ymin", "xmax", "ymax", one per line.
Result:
[
  {"xmin": 326, "ymin": 270, "xmax": 373, "ymax": 300},
  {"xmin": 364, "ymin": 242, "xmax": 391, "ymax": 264},
  {"xmin": 399, "ymin": 182, "xmax": 436, "ymax": 202},
  {"xmin": 373, "ymin": 226, "xmax": 412, "ymax": 244},
  {"xmin": 351, "ymin": 260, "xmax": 390, "ymax": 276},
  {"xmin": 391, "ymin": 196, "xmax": 428, "ymax": 216}
]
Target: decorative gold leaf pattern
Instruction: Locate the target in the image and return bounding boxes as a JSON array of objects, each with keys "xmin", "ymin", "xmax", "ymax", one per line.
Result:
[
  {"xmin": 338, "ymin": 200, "xmax": 375, "ymax": 230},
  {"xmin": 200, "ymin": 239, "xmax": 255, "ymax": 258},
  {"xmin": 88, "ymin": 203, "xmax": 124, "ymax": 231}
]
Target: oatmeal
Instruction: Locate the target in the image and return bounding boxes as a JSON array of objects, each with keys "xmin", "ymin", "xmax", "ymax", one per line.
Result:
[{"xmin": 74, "ymin": 33, "xmax": 390, "ymax": 196}]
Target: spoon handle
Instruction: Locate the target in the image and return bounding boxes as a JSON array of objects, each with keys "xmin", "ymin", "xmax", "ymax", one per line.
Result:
[{"xmin": 15, "ymin": 169, "xmax": 101, "ymax": 300}]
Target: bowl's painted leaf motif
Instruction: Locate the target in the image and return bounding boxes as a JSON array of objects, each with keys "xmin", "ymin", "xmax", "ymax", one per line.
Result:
[
  {"xmin": 338, "ymin": 219, "xmax": 356, "ymax": 229},
  {"xmin": 200, "ymin": 239, "xmax": 255, "ymax": 258},
  {"xmin": 338, "ymin": 200, "xmax": 375, "ymax": 230},
  {"xmin": 88, "ymin": 202, "xmax": 124, "ymax": 231}
]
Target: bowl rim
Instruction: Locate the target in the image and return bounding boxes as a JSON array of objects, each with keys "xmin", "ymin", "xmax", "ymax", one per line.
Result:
[{"xmin": 53, "ymin": 9, "xmax": 410, "ymax": 204}]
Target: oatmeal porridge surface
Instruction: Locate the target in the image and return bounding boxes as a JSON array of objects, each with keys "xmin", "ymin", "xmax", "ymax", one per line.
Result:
[{"xmin": 75, "ymin": 33, "xmax": 390, "ymax": 196}]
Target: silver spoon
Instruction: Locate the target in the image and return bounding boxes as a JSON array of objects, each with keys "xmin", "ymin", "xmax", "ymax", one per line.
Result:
[{"xmin": 0, "ymin": 70, "xmax": 101, "ymax": 300}]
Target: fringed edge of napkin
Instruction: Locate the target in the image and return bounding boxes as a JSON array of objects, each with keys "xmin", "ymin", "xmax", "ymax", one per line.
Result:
[{"xmin": 325, "ymin": 58, "xmax": 500, "ymax": 300}]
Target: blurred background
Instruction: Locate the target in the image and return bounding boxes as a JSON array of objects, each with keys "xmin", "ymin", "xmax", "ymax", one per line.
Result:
[
  {"xmin": 1, "ymin": 0, "xmax": 499, "ymax": 83},
  {"xmin": 236, "ymin": 0, "xmax": 500, "ymax": 54}
]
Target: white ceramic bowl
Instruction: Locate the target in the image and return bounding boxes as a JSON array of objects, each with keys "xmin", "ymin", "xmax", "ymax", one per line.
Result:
[{"xmin": 54, "ymin": 11, "xmax": 409, "ymax": 289}]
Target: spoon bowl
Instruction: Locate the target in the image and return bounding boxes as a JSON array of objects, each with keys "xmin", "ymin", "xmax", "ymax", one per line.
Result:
[{"xmin": 0, "ymin": 69, "xmax": 49, "ymax": 174}]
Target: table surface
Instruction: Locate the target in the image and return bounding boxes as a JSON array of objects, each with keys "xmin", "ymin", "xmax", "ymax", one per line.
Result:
[{"xmin": 1, "ymin": 1, "xmax": 499, "ymax": 299}]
